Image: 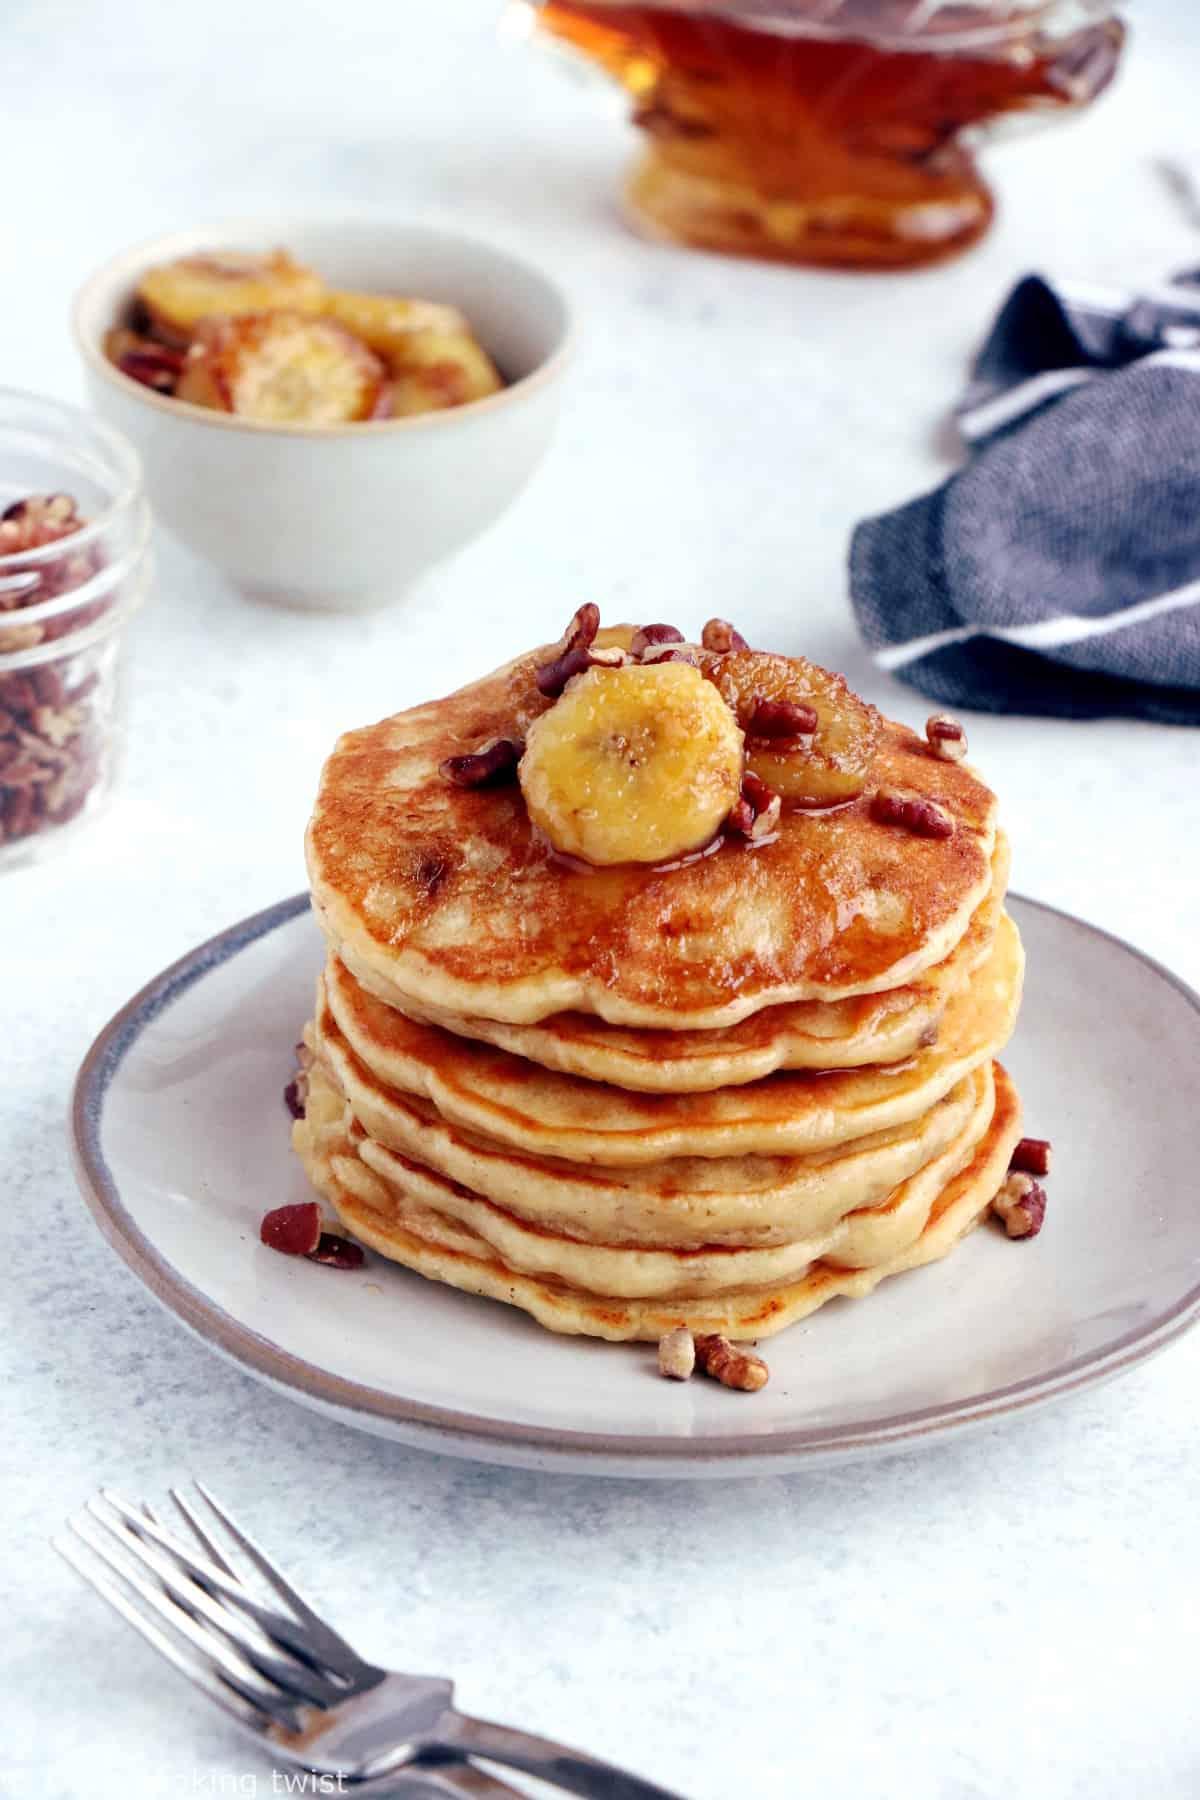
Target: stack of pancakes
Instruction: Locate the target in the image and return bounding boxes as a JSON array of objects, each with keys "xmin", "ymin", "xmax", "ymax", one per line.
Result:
[{"xmin": 295, "ymin": 641, "xmax": 1025, "ymax": 1343}]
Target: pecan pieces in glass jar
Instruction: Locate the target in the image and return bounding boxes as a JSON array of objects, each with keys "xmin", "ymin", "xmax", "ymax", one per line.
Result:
[
  {"xmin": 0, "ymin": 493, "xmax": 106, "ymax": 650},
  {"xmin": 0, "ymin": 660, "xmax": 105, "ymax": 847},
  {"xmin": 0, "ymin": 493, "xmax": 113, "ymax": 855}
]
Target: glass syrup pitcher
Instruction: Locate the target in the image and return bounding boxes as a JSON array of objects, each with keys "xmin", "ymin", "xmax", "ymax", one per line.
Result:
[{"xmin": 512, "ymin": 0, "xmax": 1127, "ymax": 269}]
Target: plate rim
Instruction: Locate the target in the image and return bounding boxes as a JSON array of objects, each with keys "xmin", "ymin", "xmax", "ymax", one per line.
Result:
[{"xmin": 70, "ymin": 890, "xmax": 1200, "ymax": 1474}]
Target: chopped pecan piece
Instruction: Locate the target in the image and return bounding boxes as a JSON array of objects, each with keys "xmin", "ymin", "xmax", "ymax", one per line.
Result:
[
  {"xmin": 630, "ymin": 623, "xmax": 685, "ymax": 659},
  {"xmin": 1, "ymin": 492, "xmax": 77, "ymax": 529},
  {"xmin": 1010, "ymin": 1137, "xmax": 1053, "ymax": 1177},
  {"xmin": 535, "ymin": 606, "xmax": 638, "ymax": 695},
  {"xmin": 992, "ymin": 1172, "xmax": 1048, "ymax": 1240},
  {"xmin": 657, "ymin": 1327, "xmax": 696, "ymax": 1381},
  {"xmin": 440, "ymin": 737, "xmax": 523, "ymax": 788},
  {"xmin": 308, "ymin": 1233, "xmax": 365, "ymax": 1269},
  {"xmin": 700, "ymin": 618, "xmax": 749, "ymax": 654},
  {"xmin": 726, "ymin": 769, "xmax": 781, "ymax": 842},
  {"xmin": 870, "ymin": 785, "xmax": 954, "ymax": 839},
  {"xmin": 694, "ymin": 1333, "xmax": 769, "ymax": 1392},
  {"xmin": 2, "ymin": 784, "xmax": 36, "ymax": 839},
  {"xmin": 535, "ymin": 645, "xmax": 593, "ymax": 696},
  {"xmin": 260, "ymin": 1202, "xmax": 322, "ymax": 1256},
  {"xmin": 31, "ymin": 704, "xmax": 83, "ymax": 748},
  {"xmin": 748, "ymin": 697, "xmax": 818, "ymax": 739},
  {"xmin": 925, "ymin": 714, "xmax": 968, "ymax": 762}
]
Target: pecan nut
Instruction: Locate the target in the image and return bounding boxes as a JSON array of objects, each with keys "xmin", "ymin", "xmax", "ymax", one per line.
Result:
[
  {"xmin": 260, "ymin": 1202, "xmax": 322, "ymax": 1256},
  {"xmin": 694, "ymin": 1333, "xmax": 769, "ymax": 1392},
  {"xmin": 440, "ymin": 737, "xmax": 523, "ymax": 788},
  {"xmin": 925, "ymin": 714, "xmax": 968, "ymax": 762},
  {"xmin": 630, "ymin": 625, "xmax": 696, "ymax": 666},
  {"xmin": 726, "ymin": 769, "xmax": 781, "ymax": 842},
  {"xmin": 992, "ymin": 1172, "xmax": 1048, "ymax": 1240},
  {"xmin": 657, "ymin": 1326, "xmax": 696, "ymax": 1381},
  {"xmin": 1010, "ymin": 1136, "xmax": 1053, "ymax": 1177},
  {"xmin": 630, "ymin": 623, "xmax": 685, "ymax": 659},
  {"xmin": 0, "ymin": 492, "xmax": 113, "ymax": 853},
  {"xmin": 700, "ymin": 618, "xmax": 749, "ymax": 654},
  {"xmin": 308, "ymin": 1233, "xmax": 366, "ymax": 1269},
  {"xmin": 535, "ymin": 645, "xmax": 593, "ymax": 697},
  {"xmin": 535, "ymin": 608, "xmax": 636, "ymax": 694},
  {"xmin": 535, "ymin": 603, "xmax": 603, "ymax": 696},
  {"xmin": 32, "ymin": 703, "xmax": 83, "ymax": 748},
  {"xmin": 870, "ymin": 785, "xmax": 954, "ymax": 839},
  {"xmin": 748, "ymin": 697, "xmax": 818, "ymax": 739},
  {"xmin": 553, "ymin": 602, "xmax": 600, "ymax": 656}
]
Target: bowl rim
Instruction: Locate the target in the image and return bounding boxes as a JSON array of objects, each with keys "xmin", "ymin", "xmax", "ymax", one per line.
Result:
[{"xmin": 70, "ymin": 216, "xmax": 577, "ymax": 442}]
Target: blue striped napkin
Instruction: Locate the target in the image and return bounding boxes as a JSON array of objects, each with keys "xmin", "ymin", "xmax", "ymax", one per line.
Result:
[{"xmin": 849, "ymin": 272, "xmax": 1200, "ymax": 723}]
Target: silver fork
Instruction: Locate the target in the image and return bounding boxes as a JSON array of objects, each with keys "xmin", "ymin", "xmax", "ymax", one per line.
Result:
[{"xmin": 54, "ymin": 1483, "xmax": 686, "ymax": 1800}]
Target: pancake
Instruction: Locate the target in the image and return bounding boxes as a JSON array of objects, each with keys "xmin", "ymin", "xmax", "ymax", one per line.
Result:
[
  {"xmin": 311, "ymin": 1021, "xmax": 983, "ymax": 1249},
  {"xmin": 306, "ymin": 640, "xmax": 1000, "ymax": 1029},
  {"xmin": 295, "ymin": 1061, "xmax": 1022, "ymax": 1341},
  {"xmin": 385, "ymin": 834, "xmax": 1010, "ymax": 1091},
  {"xmin": 298, "ymin": 1060, "xmax": 995, "ymax": 1301},
  {"xmin": 316, "ymin": 914, "xmax": 1024, "ymax": 1166}
]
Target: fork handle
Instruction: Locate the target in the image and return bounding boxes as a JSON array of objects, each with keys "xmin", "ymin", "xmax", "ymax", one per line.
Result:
[{"xmin": 442, "ymin": 1711, "xmax": 688, "ymax": 1800}]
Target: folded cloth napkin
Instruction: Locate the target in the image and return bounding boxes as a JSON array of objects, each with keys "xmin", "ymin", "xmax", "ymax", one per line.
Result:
[{"xmin": 849, "ymin": 271, "xmax": 1200, "ymax": 723}]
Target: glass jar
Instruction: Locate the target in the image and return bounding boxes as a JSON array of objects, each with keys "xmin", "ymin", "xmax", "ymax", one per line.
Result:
[
  {"xmin": 512, "ymin": 0, "xmax": 1128, "ymax": 268},
  {"xmin": 0, "ymin": 390, "xmax": 152, "ymax": 873}
]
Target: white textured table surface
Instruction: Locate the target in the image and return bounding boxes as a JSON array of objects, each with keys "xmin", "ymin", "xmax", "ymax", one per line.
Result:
[{"xmin": 6, "ymin": 4, "xmax": 1200, "ymax": 1797}]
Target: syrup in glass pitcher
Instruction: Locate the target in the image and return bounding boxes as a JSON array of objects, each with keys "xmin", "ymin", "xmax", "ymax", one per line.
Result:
[{"xmin": 516, "ymin": 1, "xmax": 1127, "ymax": 268}]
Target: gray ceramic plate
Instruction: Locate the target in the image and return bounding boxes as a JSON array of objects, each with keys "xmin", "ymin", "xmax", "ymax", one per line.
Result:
[{"xmin": 71, "ymin": 894, "xmax": 1200, "ymax": 1478}]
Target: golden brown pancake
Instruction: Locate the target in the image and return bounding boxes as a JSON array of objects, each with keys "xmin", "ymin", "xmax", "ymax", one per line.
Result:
[
  {"xmin": 294, "ymin": 1060, "xmax": 1022, "ymax": 1341},
  {"xmin": 315, "ymin": 914, "xmax": 1023, "ymax": 1165},
  {"xmin": 306, "ymin": 642, "xmax": 1000, "ymax": 1028},
  {"xmin": 385, "ymin": 834, "xmax": 1010, "ymax": 1090},
  {"xmin": 298, "ymin": 1061, "xmax": 994, "ymax": 1300},
  {"xmin": 310, "ymin": 1020, "xmax": 984, "ymax": 1249}
]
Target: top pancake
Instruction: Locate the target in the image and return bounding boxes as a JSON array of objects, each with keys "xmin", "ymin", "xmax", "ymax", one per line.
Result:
[
  {"xmin": 307, "ymin": 641, "xmax": 999, "ymax": 1029},
  {"xmin": 382, "ymin": 833, "xmax": 1009, "ymax": 1091}
]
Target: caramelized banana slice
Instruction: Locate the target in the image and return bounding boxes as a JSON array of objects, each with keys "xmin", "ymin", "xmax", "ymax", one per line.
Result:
[
  {"xmin": 324, "ymin": 289, "xmax": 468, "ymax": 357},
  {"xmin": 519, "ymin": 662, "xmax": 744, "ymax": 866},
  {"xmin": 705, "ymin": 649, "xmax": 880, "ymax": 805},
  {"xmin": 136, "ymin": 250, "xmax": 326, "ymax": 344},
  {"xmin": 386, "ymin": 330, "xmax": 504, "ymax": 417},
  {"xmin": 175, "ymin": 311, "xmax": 386, "ymax": 425}
]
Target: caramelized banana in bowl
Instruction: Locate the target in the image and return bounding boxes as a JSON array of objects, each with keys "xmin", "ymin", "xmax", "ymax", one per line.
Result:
[{"xmin": 72, "ymin": 220, "xmax": 573, "ymax": 611}]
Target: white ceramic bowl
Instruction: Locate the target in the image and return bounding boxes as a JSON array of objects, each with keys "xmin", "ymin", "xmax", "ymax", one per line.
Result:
[{"xmin": 71, "ymin": 219, "xmax": 574, "ymax": 611}]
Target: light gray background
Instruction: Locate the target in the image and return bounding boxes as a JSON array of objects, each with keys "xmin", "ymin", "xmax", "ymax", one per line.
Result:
[{"xmin": 4, "ymin": 3, "xmax": 1198, "ymax": 1797}]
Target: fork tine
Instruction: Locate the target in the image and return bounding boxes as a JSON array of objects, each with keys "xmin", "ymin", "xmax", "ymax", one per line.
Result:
[
  {"xmin": 54, "ymin": 1531, "xmax": 277, "ymax": 1736},
  {"xmin": 193, "ymin": 1480, "xmax": 370, "ymax": 1677},
  {"xmin": 143, "ymin": 1499, "xmax": 286, "ymax": 1659},
  {"xmin": 96, "ymin": 1490, "xmax": 346, "ymax": 1670},
  {"xmin": 67, "ymin": 1512, "xmax": 304, "ymax": 1728},
  {"xmin": 169, "ymin": 1486, "xmax": 238, "ymax": 1579},
  {"xmin": 87, "ymin": 1496, "xmax": 345, "ymax": 1706}
]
